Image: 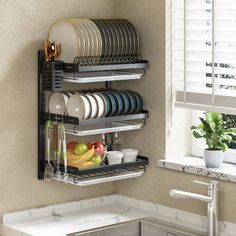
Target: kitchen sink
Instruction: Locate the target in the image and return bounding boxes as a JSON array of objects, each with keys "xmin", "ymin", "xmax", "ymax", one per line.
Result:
[{"xmin": 67, "ymin": 217, "xmax": 206, "ymax": 236}]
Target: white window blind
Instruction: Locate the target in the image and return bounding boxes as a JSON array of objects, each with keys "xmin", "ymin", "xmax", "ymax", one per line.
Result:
[{"xmin": 173, "ymin": 0, "xmax": 236, "ymax": 114}]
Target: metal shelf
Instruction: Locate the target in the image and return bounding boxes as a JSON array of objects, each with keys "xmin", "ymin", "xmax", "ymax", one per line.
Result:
[
  {"xmin": 38, "ymin": 50, "xmax": 149, "ymax": 181},
  {"xmin": 52, "ymin": 170, "xmax": 144, "ymax": 186},
  {"xmin": 63, "ymin": 71, "xmax": 143, "ymax": 83},
  {"xmin": 65, "ymin": 121, "xmax": 143, "ymax": 136},
  {"xmin": 42, "ymin": 110, "xmax": 148, "ymax": 126},
  {"xmin": 47, "ymin": 156, "xmax": 148, "ymax": 186},
  {"xmin": 63, "ymin": 60, "xmax": 148, "ymax": 73}
]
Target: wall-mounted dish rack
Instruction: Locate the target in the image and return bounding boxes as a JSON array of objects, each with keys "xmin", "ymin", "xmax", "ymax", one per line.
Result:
[{"xmin": 38, "ymin": 50, "xmax": 149, "ymax": 186}]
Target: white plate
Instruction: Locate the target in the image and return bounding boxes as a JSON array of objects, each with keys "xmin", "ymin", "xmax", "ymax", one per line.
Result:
[
  {"xmin": 49, "ymin": 20, "xmax": 78, "ymax": 63},
  {"xmin": 85, "ymin": 93, "xmax": 98, "ymax": 119},
  {"xmin": 93, "ymin": 93, "xmax": 106, "ymax": 118},
  {"xmin": 80, "ymin": 19, "xmax": 95, "ymax": 57},
  {"xmin": 74, "ymin": 19, "xmax": 90, "ymax": 58},
  {"xmin": 88, "ymin": 19, "xmax": 102, "ymax": 57},
  {"xmin": 48, "ymin": 92, "xmax": 69, "ymax": 115},
  {"xmin": 80, "ymin": 94, "xmax": 91, "ymax": 119},
  {"xmin": 67, "ymin": 93, "xmax": 85, "ymax": 119},
  {"xmin": 68, "ymin": 19, "xmax": 86, "ymax": 57}
]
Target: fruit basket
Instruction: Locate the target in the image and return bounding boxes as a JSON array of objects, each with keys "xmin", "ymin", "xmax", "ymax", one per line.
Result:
[{"xmin": 66, "ymin": 141, "xmax": 107, "ymax": 169}]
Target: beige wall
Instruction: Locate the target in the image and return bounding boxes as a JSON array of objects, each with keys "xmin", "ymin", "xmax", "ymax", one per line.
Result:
[
  {"xmin": 1, "ymin": 0, "xmax": 236, "ymax": 225},
  {"xmin": 114, "ymin": 0, "xmax": 236, "ymax": 224},
  {"xmin": 0, "ymin": 0, "xmax": 116, "ymax": 213}
]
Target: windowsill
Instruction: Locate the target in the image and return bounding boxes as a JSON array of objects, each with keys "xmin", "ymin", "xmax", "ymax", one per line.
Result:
[{"xmin": 158, "ymin": 156, "xmax": 236, "ymax": 183}]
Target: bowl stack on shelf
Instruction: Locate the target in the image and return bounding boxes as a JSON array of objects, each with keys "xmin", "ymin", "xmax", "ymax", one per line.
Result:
[
  {"xmin": 48, "ymin": 89, "xmax": 144, "ymax": 120},
  {"xmin": 48, "ymin": 18, "xmax": 140, "ymax": 64}
]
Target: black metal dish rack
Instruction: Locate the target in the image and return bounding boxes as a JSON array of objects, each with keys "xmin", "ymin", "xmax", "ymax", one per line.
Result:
[{"xmin": 38, "ymin": 50, "xmax": 149, "ymax": 184}]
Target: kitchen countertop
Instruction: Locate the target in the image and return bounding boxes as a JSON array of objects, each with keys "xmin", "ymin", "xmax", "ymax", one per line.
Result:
[
  {"xmin": 1, "ymin": 194, "xmax": 235, "ymax": 236},
  {"xmin": 1, "ymin": 204, "xmax": 149, "ymax": 236}
]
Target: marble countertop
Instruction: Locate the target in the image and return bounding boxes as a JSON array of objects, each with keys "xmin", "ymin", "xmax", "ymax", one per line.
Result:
[
  {"xmin": 158, "ymin": 156, "xmax": 236, "ymax": 183},
  {"xmin": 2, "ymin": 204, "xmax": 149, "ymax": 236},
  {"xmin": 0, "ymin": 194, "xmax": 205, "ymax": 236},
  {"xmin": 1, "ymin": 194, "xmax": 235, "ymax": 236}
]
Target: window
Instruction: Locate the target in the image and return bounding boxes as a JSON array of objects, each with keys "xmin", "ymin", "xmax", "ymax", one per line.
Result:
[
  {"xmin": 172, "ymin": 0, "xmax": 236, "ymax": 114},
  {"xmin": 169, "ymin": 0, "xmax": 236, "ymax": 163}
]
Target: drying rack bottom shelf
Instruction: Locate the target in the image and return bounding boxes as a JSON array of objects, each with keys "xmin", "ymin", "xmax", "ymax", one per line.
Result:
[
  {"xmin": 46, "ymin": 156, "xmax": 148, "ymax": 186},
  {"xmin": 52, "ymin": 169, "xmax": 144, "ymax": 186}
]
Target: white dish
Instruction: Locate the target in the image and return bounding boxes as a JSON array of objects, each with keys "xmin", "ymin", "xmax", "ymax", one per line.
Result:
[
  {"xmin": 85, "ymin": 93, "xmax": 98, "ymax": 119},
  {"xmin": 75, "ymin": 19, "xmax": 90, "ymax": 57},
  {"xmin": 106, "ymin": 151, "xmax": 123, "ymax": 165},
  {"xmin": 93, "ymin": 93, "xmax": 106, "ymax": 118},
  {"xmin": 121, "ymin": 149, "xmax": 139, "ymax": 163},
  {"xmin": 49, "ymin": 20, "xmax": 78, "ymax": 63},
  {"xmin": 88, "ymin": 19, "xmax": 102, "ymax": 57},
  {"xmin": 67, "ymin": 93, "xmax": 85, "ymax": 119},
  {"xmin": 80, "ymin": 19, "xmax": 95, "ymax": 57},
  {"xmin": 48, "ymin": 92, "xmax": 69, "ymax": 115},
  {"xmin": 80, "ymin": 94, "xmax": 91, "ymax": 119}
]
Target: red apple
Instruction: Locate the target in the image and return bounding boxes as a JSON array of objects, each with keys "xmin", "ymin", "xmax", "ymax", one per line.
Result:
[
  {"xmin": 88, "ymin": 141, "xmax": 105, "ymax": 155},
  {"xmin": 66, "ymin": 142, "xmax": 78, "ymax": 152}
]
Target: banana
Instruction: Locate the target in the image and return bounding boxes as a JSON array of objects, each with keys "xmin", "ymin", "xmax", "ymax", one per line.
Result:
[
  {"xmin": 71, "ymin": 161, "xmax": 96, "ymax": 169},
  {"xmin": 67, "ymin": 152, "xmax": 81, "ymax": 162},
  {"xmin": 68, "ymin": 146, "xmax": 94, "ymax": 165}
]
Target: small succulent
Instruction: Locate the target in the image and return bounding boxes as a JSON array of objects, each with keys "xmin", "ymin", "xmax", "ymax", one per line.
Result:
[{"xmin": 191, "ymin": 112, "xmax": 236, "ymax": 152}]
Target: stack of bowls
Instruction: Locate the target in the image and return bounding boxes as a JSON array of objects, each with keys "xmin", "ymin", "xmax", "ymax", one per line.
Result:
[
  {"xmin": 48, "ymin": 89, "xmax": 143, "ymax": 119},
  {"xmin": 106, "ymin": 149, "xmax": 139, "ymax": 165}
]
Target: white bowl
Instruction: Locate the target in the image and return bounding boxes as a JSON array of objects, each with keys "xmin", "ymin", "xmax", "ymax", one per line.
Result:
[
  {"xmin": 106, "ymin": 151, "xmax": 123, "ymax": 165},
  {"xmin": 80, "ymin": 94, "xmax": 91, "ymax": 119},
  {"xmin": 86, "ymin": 93, "xmax": 98, "ymax": 119},
  {"xmin": 93, "ymin": 93, "xmax": 106, "ymax": 118},
  {"xmin": 67, "ymin": 93, "xmax": 85, "ymax": 119},
  {"xmin": 49, "ymin": 92, "xmax": 69, "ymax": 115},
  {"xmin": 121, "ymin": 149, "xmax": 139, "ymax": 163}
]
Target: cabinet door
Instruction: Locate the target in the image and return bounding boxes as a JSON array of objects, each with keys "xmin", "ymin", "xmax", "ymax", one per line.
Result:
[
  {"xmin": 143, "ymin": 222, "xmax": 197, "ymax": 236},
  {"xmin": 75, "ymin": 222, "xmax": 140, "ymax": 236}
]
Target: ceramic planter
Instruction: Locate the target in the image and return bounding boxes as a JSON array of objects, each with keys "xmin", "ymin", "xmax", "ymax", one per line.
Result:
[{"xmin": 204, "ymin": 149, "xmax": 224, "ymax": 168}]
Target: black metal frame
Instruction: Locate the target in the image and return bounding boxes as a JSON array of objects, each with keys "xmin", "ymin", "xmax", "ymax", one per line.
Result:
[
  {"xmin": 42, "ymin": 110, "xmax": 148, "ymax": 126},
  {"xmin": 38, "ymin": 50, "xmax": 149, "ymax": 181},
  {"xmin": 38, "ymin": 51, "xmax": 46, "ymax": 179},
  {"xmin": 47, "ymin": 155, "xmax": 148, "ymax": 178}
]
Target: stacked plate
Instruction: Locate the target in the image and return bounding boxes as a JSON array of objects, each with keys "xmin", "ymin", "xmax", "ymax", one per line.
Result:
[
  {"xmin": 48, "ymin": 19, "xmax": 140, "ymax": 63},
  {"xmin": 48, "ymin": 90, "xmax": 143, "ymax": 119}
]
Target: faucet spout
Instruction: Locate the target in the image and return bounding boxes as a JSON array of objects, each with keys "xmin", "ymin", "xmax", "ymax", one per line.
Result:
[
  {"xmin": 170, "ymin": 189, "xmax": 212, "ymax": 202},
  {"xmin": 169, "ymin": 180, "xmax": 219, "ymax": 236}
]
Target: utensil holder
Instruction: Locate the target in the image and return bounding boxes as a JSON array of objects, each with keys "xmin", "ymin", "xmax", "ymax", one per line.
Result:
[{"xmin": 42, "ymin": 60, "xmax": 63, "ymax": 91}]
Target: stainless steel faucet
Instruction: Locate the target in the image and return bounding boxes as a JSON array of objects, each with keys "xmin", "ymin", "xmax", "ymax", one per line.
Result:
[{"xmin": 169, "ymin": 180, "xmax": 219, "ymax": 236}]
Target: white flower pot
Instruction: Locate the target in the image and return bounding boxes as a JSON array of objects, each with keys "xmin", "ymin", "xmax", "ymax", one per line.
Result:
[{"xmin": 204, "ymin": 149, "xmax": 224, "ymax": 168}]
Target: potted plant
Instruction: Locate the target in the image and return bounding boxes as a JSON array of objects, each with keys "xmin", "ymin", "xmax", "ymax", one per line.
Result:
[{"xmin": 191, "ymin": 112, "xmax": 236, "ymax": 168}]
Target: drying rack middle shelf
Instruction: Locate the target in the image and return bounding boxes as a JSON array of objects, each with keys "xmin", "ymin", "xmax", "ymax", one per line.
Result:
[{"xmin": 42, "ymin": 110, "xmax": 148, "ymax": 136}]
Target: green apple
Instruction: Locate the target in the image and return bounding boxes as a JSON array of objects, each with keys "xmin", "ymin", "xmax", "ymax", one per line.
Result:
[
  {"xmin": 74, "ymin": 143, "xmax": 88, "ymax": 155},
  {"xmin": 91, "ymin": 155, "xmax": 102, "ymax": 165}
]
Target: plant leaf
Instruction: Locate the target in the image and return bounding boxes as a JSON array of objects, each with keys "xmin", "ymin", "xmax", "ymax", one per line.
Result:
[{"xmin": 192, "ymin": 131, "xmax": 203, "ymax": 139}]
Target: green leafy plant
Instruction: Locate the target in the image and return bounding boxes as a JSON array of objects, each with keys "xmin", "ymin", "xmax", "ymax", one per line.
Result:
[{"xmin": 191, "ymin": 112, "xmax": 236, "ymax": 152}]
